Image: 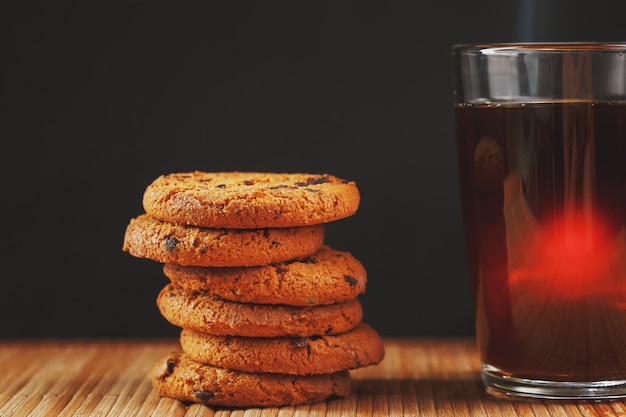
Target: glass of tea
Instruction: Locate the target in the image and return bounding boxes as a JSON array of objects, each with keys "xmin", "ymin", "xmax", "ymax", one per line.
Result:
[{"xmin": 452, "ymin": 43, "xmax": 626, "ymax": 399}]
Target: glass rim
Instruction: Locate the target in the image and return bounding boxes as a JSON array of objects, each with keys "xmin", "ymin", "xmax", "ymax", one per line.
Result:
[{"xmin": 452, "ymin": 42, "xmax": 626, "ymax": 55}]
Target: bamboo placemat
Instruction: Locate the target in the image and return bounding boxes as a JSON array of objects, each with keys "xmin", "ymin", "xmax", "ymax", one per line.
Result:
[{"xmin": 1, "ymin": 339, "xmax": 625, "ymax": 416}]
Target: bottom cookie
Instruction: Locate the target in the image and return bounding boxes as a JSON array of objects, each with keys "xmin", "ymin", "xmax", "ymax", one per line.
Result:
[{"xmin": 151, "ymin": 352, "xmax": 352, "ymax": 408}]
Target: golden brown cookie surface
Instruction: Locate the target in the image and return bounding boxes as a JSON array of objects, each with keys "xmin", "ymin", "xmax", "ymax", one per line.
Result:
[
  {"xmin": 122, "ymin": 214, "xmax": 325, "ymax": 267},
  {"xmin": 156, "ymin": 283, "xmax": 363, "ymax": 337},
  {"xmin": 152, "ymin": 352, "xmax": 351, "ymax": 407},
  {"xmin": 180, "ymin": 322, "xmax": 384, "ymax": 375},
  {"xmin": 162, "ymin": 244, "xmax": 366, "ymax": 305},
  {"xmin": 142, "ymin": 171, "xmax": 360, "ymax": 228}
]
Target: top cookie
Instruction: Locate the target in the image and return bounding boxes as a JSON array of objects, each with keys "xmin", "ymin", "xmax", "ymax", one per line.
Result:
[{"xmin": 142, "ymin": 171, "xmax": 360, "ymax": 229}]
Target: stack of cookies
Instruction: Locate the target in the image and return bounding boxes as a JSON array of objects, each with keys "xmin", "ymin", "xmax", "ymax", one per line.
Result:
[{"xmin": 122, "ymin": 171, "xmax": 384, "ymax": 408}]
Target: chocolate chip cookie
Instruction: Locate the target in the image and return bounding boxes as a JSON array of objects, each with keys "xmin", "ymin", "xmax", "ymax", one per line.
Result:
[
  {"xmin": 152, "ymin": 352, "xmax": 351, "ymax": 407},
  {"xmin": 122, "ymin": 214, "xmax": 325, "ymax": 267},
  {"xmin": 142, "ymin": 171, "xmax": 360, "ymax": 229},
  {"xmin": 156, "ymin": 283, "xmax": 363, "ymax": 337},
  {"xmin": 162, "ymin": 244, "xmax": 366, "ymax": 305},
  {"xmin": 179, "ymin": 322, "xmax": 384, "ymax": 375}
]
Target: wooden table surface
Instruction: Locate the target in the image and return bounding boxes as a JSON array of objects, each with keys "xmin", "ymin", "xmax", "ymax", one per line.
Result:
[{"xmin": 1, "ymin": 338, "xmax": 625, "ymax": 417}]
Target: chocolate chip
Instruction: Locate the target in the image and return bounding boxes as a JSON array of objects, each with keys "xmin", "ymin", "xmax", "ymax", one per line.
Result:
[
  {"xmin": 344, "ymin": 275, "xmax": 358, "ymax": 286},
  {"xmin": 294, "ymin": 338, "xmax": 309, "ymax": 348},
  {"xmin": 299, "ymin": 256, "xmax": 317, "ymax": 264},
  {"xmin": 268, "ymin": 184, "xmax": 290, "ymax": 190},
  {"xmin": 194, "ymin": 390, "xmax": 216, "ymax": 404},
  {"xmin": 164, "ymin": 237, "xmax": 179, "ymax": 252},
  {"xmin": 310, "ymin": 176, "xmax": 330, "ymax": 185},
  {"xmin": 243, "ymin": 180, "xmax": 254, "ymax": 185},
  {"xmin": 157, "ymin": 357, "xmax": 178, "ymax": 380},
  {"xmin": 294, "ymin": 176, "xmax": 330, "ymax": 187},
  {"xmin": 166, "ymin": 359, "xmax": 177, "ymax": 374},
  {"xmin": 216, "ymin": 183, "xmax": 226, "ymax": 188}
]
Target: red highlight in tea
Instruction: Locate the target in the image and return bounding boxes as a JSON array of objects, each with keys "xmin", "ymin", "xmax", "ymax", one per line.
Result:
[{"xmin": 508, "ymin": 211, "xmax": 618, "ymax": 300}]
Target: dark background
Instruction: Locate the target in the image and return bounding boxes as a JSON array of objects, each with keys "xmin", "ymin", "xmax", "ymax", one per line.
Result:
[{"xmin": 2, "ymin": 0, "xmax": 625, "ymax": 339}]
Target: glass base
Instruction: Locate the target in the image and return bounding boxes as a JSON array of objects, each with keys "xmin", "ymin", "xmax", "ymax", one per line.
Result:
[{"xmin": 482, "ymin": 364, "xmax": 626, "ymax": 400}]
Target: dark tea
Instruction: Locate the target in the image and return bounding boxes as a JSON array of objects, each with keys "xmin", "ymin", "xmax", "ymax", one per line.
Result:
[{"xmin": 455, "ymin": 101, "xmax": 626, "ymax": 382}]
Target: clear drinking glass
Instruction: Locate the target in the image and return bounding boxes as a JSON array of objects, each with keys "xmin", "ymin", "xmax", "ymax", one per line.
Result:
[{"xmin": 452, "ymin": 43, "xmax": 626, "ymax": 399}]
